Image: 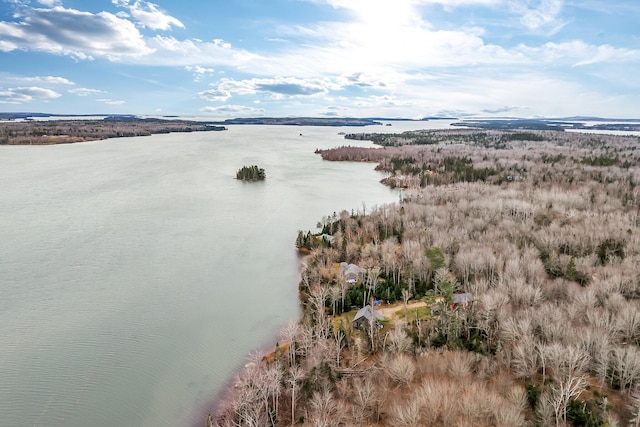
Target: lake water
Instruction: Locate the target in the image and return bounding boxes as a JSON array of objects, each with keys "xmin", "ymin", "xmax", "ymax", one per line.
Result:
[{"xmin": 0, "ymin": 121, "xmax": 439, "ymax": 427}]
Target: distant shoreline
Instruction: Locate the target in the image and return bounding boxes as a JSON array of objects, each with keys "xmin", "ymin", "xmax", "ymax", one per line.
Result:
[
  {"xmin": 4, "ymin": 115, "xmax": 640, "ymax": 145},
  {"xmin": 0, "ymin": 117, "xmax": 226, "ymax": 145},
  {"xmin": 209, "ymin": 117, "xmax": 384, "ymax": 127}
]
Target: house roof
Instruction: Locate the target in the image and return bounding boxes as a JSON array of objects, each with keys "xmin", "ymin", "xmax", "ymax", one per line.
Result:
[
  {"xmin": 340, "ymin": 262, "xmax": 364, "ymax": 281},
  {"xmin": 452, "ymin": 293, "xmax": 474, "ymax": 304},
  {"xmin": 353, "ymin": 305, "xmax": 385, "ymax": 323}
]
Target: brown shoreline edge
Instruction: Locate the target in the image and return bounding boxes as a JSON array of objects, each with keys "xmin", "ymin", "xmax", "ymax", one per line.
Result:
[{"xmin": 194, "ymin": 305, "xmax": 305, "ymax": 427}]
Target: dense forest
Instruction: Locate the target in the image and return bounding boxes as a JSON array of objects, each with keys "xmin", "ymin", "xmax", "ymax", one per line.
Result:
[{"xmin": 213, "ymin": 129, "xmax": 640, "ymax": 426}]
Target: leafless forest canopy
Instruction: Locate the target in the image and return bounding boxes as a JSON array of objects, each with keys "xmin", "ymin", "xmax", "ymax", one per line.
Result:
[
  {"xmin": 216, "ymin": 129, "xmax": 640, "ymax": 426},
  {"xmin": 0, "ymin": 118, "xmax": 224, "ymax": 145}
]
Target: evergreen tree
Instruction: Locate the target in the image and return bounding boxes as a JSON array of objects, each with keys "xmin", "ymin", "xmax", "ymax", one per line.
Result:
[{"xmin": 236, "ymin": 165, "xmax": 266, "ymax": 181}]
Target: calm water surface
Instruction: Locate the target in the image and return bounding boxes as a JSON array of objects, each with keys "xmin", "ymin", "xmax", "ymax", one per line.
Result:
[{"xmin": 0, "ymin": 122, "xmax": 439, "ymax": 427}]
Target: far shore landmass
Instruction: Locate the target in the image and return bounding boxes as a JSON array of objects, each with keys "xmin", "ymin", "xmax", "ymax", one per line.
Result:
[
  {"xmin": 0, "ymin": 115, "xmax": 382, "ymax": 145},
  {"xmin": 3, "ymin": 114, "xmax": 640, "ymax": 146},
  {"xmin": 0, "ymin": 116, "xmax": 226, "ymax": 145}
]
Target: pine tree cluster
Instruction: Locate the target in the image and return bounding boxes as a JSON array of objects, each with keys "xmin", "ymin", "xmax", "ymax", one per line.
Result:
[{"xmin": 236, "ymin": 165, "xmax": 266, "ymax": 181}]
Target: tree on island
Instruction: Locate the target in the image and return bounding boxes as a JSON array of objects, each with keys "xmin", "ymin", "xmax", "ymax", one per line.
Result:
[{"xmin": 236, "ymin": 165, "xmax": 266, "ymax": 181}]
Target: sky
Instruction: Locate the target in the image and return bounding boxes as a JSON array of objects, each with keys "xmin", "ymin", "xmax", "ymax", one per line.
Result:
[{"xmin": 0, "ymin": 0, "xmax": 638, "ymax": 118}]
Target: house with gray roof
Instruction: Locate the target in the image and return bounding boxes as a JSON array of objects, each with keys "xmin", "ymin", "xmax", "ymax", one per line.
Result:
[
  {"xmin": 352, "ymin": 305, "xmax": 385, "ymax": 329},
  {"xmin": 450, "ymin": 293, "xmax": 474, "ymax": 309},
  {"xmin": 340, "ymin": 262, "xmax": 364, "ymax": 285}
]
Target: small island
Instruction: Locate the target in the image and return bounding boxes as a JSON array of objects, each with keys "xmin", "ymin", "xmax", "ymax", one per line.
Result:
[{"xmin": 236, "ymin": 165, "xmax": 266, "ymax": 181}]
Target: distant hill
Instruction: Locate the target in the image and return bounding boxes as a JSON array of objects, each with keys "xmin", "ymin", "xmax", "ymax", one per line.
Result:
[
  {"xmin": 556, "ymin": 116, "xmax": 640, "ymax": 122},
  {"xmin": 3, "ymin": 113, "xmax": 639, "ymax": 132}
]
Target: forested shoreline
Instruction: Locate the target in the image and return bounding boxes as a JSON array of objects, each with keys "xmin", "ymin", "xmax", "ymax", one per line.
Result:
[
  {"xmin": 213, "ymin": 129, "xmax": 640, "ymax": 426},
  {"xmin": 0, "ymin": 118, "xmax": 225, "ymax": 145}
]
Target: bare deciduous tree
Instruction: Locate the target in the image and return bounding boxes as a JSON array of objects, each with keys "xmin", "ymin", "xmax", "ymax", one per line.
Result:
[
  {"xmin": 390, "ymin": 395, "xmax": 422, "ymax": 427},
  {"xmin": 351, "ymin": 375, "xmax": 380, "ymax": 424},
  {"xmin": 387, "ymin": 353, "xmax": 416, "ymax": 386},
  {"xmin": 307, "ymin": 385, "xmax": 343, "ymax": 427},
  {"xmin": 628, "ymin": 388, "xmax": 640, "ymax": 427},
  {"xmin": 288, "ymin": 365, "xmax": 304, "ymax": 426},
  {"xmin": 385, "ymin": 326, "xmax": 413, "ymax": 354},
  {"xmin": 550, "ymin": 375, "xmax": 587, "ymax": 426},
  {"xmin": 609, "ymin": 346, "xmax": 640, "ymax": 392},
  {"xmin": 308, "ymin": 285, "xmax": 330, "ymax": 340}
]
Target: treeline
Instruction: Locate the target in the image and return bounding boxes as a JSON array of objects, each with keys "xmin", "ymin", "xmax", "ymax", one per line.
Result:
[
  {"xmin": 377, "ymin": 155, "xmax": 502, "ymax": 188},
  {"xmin": 345, "ymin": 131, "xmax": 442, "ymax": 146},
  {"xmin": 315, "ymin": 145, "xmax": 389, "ymax": 162},
  {"xmin": 0, "ymin": 118, "xmax": 225, "ymax": 145},
  {"xmin": 213, "ymin": 130, "xmax": 640, "ymax": 426}
]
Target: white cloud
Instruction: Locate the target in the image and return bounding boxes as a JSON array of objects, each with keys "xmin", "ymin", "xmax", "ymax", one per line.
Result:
[
  {"xmin": 0, "ymin": 22, "xmax": 23, "ymax": 52},
  {"xmin": 186, "ymin": 65, "xmax": 215, "ymax": 74},
  {"xmin": 211, "ymin": 76, "xmax": 338, "ymax": 99},
  {"xmin": 423, "ymin": 0, "xmax": 501, "ymax": 7},
  {"xmin": 259, "ymin": 21, "xmax": 526, "ymax": 82},
  {"xmin": 572, "ymin": 44, "xmax": 640, "ymax": 66},
  {"xmin": 137, "ymin": 36, "xmax": 256, "ymax": 67},
  {"xmin": 113, "ymin": 0, "xmax": 184, "ymax": 31},
  {"xmin": 0, "ymin": 0, "xmax": 599, "ymax": 78},
  {"xmin": 252, "ymin": 77, "xmax": 332, "ymax": 97},
  {"xmin": 310, "ymin": 0, "xmax": 565, "ymax": 32},
  {"xmin": 0, "ymin": 6, "xmax": 154, "ymax": 59},
  {"xmin": 516, "ymin": 40, "xmax": 640, "ymax": 66},
  {"xmin": 97, "ymin": 98, "xmax": 127, "ymax": 105},
  {"xmin": 69, "ymin": 88, "xmax": 106, "ymax": 96},
  {"xmin": 200, "ymin": 104, "xmax": 265, "ymax": 116},
  {"xmin": 185, "ymin": 65, "xmax": 215, "ymax": 81},
  {"xmin": 12, "ymin": 75, "xmax": 74, "ymax": 85},
  {"xmin": 37, "ymin": 0, "xmax": 61, "ymax": 6},
  {"xmin": 256, "ymin": 0, "xmax": 640, "ymax": 91},
  {"xmin": 352, "ymin": 95, "xmax": 416, "ymax": 108},
  {"xmin": 0, "ymin": 86, "xmax": 61, "ymax": 103},
  {"xmin": 307, "ymin": 0, "xmax": 500, "ymax": 24},
  {"xmin": 509, "ymin": 0, "xmax": 566, "ymax": 32},
  {"xmin": 198, "ymin": 88, "xmax": 231, "ymax": 102},
  {"xmin": 216, "ymin": 78, "xmax": 262, "ymax": 95},
  {"xmin": 379, "ymin": 70, "xmax": 633, "ymax": 118}
]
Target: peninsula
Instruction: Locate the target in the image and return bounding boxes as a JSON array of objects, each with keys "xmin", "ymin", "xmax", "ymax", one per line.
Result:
[
  {"xmin": 214, "ymin": 128, "xmax": 640, "ymax": 426},
  {"xmin": 0, "ymin": 116, "xmax": 226, "ymax": 145}
]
